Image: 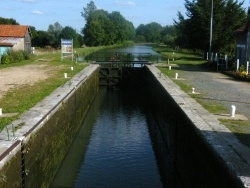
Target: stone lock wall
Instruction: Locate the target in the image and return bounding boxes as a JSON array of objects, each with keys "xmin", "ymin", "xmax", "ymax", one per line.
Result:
[
  {"xmin": 0, "ymin": 65, "xmax": 99, "ymax": 188},
  {"xmin": 145, "ymin": 65, "xmax": 249, "ymax": 188}
]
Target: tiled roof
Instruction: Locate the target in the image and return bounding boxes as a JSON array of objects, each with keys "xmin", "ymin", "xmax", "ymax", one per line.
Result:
[
  {"xmin": 0, "ymin": 25, "xmax": 29, "ymax": 37},
  {"xmin": 0, "ymin": 37, "xmax": 22, "ymax": 46}
]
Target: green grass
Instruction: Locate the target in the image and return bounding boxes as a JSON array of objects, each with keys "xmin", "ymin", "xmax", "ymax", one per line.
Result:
[
  {"xmin": 0, "ymin": 46, "xmax": 112, "ymax": 130},
  {"xmin": 155, "ymin": 46, "xmax": 250, "ymax": 148}
]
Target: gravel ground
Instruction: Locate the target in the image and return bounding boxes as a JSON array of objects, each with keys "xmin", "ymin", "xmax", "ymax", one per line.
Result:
[{"xmin": 176, "ymin": 66, "xmax": 250, "ymax": 119}]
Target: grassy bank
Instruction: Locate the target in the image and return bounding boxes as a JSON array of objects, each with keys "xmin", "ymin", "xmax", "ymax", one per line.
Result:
[
  {"xmin": 0, "ymin": 45, "xmax": 113, "ymax": 130},
  {"xmin": 154, "ymin": 46, "xmax": 250, "ymax": 148}
]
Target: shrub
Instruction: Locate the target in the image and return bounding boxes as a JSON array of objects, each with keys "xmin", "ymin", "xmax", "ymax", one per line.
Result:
[
  {"xmin": 12, "ymin": 51, "xmax": 24, "ymax": 63},
  {"xmin": 0, "ymin": 50, "xmax": 30, "ymax": 64},
  {"xmin": 239, "ymin": 65, "xmax": 246, "ymax": 72},
  {"xmin": 22, "ymin": 50, "xmax": 30, "ymax": 60},
  {"xmin": 239, "ymin": 71, "xmax": 248, "ymax": 78},
  {"xmin": 1, "ymin": 54, "xmax": 11, "ymax": 64}
]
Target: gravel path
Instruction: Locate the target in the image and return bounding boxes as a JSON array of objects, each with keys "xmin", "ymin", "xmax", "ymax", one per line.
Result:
[
  {"xmin": 0, "ymin": 64, "xmax": 51, "ymax": 100},
  {"xmin": 177, "ymin": 66, "xmax": 250, "ymax": 119}
]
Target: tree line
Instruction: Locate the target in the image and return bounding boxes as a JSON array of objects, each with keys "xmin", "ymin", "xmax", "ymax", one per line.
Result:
[
  {"xmin": 0, "ymin": 0, "xmax": 247, "ymax": 55},
  {"xmin": 174, "ymin": 0, "xmax": 246, "ymax": 54}
]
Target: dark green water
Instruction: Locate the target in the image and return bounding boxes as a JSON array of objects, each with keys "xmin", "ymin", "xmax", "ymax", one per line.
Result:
[{"xmin": 51, "ymin": 80, "xmax": 165, "ymax": 187}]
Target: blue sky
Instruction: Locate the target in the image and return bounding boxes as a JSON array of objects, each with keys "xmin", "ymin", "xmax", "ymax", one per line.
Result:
[{"xmin": 0, "ymin": 0, "xmax": 249, "ymax": 32}]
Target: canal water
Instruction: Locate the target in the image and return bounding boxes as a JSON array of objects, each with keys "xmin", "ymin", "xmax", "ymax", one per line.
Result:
[
  {"xmin": 83, "ymin": 45, "xmax": 165, "ymax": 63},
  {"xmin": 51, "ymin": 79, "xmax": 167, "ymax": 187}
]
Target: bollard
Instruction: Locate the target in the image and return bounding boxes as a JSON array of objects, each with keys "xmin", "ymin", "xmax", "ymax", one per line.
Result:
[
  {"xmin": 192, "ymin": 88, "xmax": 195, "ymax": 94},
  {"xmin": 64, "ymin": 73, "xmax": 68, "ymax": 78},
  {"xmin": 0, "ymin": 108, "xmax": 2, "ymax": 116},
  {"xmin": 169, "ymin": 66, "xmax": 171, "ymax": 70},
  {"xmin": 175, "ymin": 73, "xmax": 178, "ymax": 79},
  {"xmin": 230, "ymin": 105, "xmax": 236, "ymax": 117},
  {"xmin": 168, "ymin": 59, "xmax": 169, "ymax": 64},
  {"xmin": 247, "ymin": 61, "xmax": 249, "ymax": 75},
  {"xmin": 237, "ymin": 59, "xmax": 239, "ymax": 71},
  {"xmin": 71, "ymin": 66, "xmax": 74, "ymax": 71}
]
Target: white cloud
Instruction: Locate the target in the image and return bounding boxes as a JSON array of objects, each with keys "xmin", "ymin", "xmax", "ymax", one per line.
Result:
[
  {"xmin": 114, "ymin": 1, "xmax": 136, "ymax": 7},
  {"xmin": 32, "ymin": 10, "xmax": 44, "ymax": 15},
  {"xmin": 16, "ymin": 0, "xmax": 36, "ymax": 2}
]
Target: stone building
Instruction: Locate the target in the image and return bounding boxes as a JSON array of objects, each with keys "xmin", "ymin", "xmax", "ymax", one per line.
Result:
[{"xmin": 0, "ymin": 25, "xmax": 32, "ymax": 56}]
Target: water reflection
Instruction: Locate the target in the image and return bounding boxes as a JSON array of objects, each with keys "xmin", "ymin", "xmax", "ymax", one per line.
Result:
[{"xmin": 51, "ymin": 84, "xmax": 163, "ymax": 187}]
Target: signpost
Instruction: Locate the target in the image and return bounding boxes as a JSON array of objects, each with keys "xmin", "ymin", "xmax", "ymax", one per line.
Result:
[{"xmin": 61, "ymin": 39, "xmax": 73, "ymax": 61}]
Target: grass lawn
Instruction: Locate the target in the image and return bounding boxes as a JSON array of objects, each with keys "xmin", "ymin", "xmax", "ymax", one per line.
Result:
[
  {"xmin": 154, "ymin": 45, "xmax": 250, "ymax": 148},
  {"xmin": 0, "ymin": 46, "xmax": 109, "ymax": 131}
]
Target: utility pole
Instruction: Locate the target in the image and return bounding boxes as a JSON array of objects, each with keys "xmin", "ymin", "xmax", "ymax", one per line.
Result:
[{"xmin": 209, "ymin": 0, "xmax": 213, "ymax": 61}]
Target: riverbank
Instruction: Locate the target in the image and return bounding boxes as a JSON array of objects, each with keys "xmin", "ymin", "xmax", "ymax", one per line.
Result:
[{"xmin": 154, "ymin": 47, "xmax": 250, "ymax": 148}]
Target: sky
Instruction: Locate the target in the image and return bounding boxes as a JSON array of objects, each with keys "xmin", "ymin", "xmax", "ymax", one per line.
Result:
[{"xmin": 0, "ymin": 0, "xmax": 250, "ymax": 33}]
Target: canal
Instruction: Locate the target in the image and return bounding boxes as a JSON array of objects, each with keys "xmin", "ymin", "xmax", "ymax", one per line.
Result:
[
  {"xmin": 51, "ymin": 46, "xmax": 169, "ymax": 187},
  {"xmin": 50, "ymin": 45, "xmax": 240, "ymax": 187},
  {"xmin": 51, "ymin": 78, "xmax": 169, "ymax": 187}
]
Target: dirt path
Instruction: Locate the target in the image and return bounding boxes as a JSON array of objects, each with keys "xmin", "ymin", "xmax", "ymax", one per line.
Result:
[{"xmin": 0, "ymin": 64, "xmax": 51, "ymax": 99}]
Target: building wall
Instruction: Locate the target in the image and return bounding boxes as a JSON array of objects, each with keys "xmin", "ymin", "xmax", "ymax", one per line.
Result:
[
  {"xmin": 24, "ymin": 30, "xmax": 31, "ymax": 51},
  {"xmin": 12, "ymin": 38, "xmax": 25, "ymax": 51},
  {"xmin": 0, "ymin": 47, "xmax": 11, "ymax": 56}
]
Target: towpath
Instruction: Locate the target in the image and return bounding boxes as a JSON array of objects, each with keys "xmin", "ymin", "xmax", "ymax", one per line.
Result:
[{"xmin": 176, "ymin": 66, "xmax": 250, "ymax": 119}]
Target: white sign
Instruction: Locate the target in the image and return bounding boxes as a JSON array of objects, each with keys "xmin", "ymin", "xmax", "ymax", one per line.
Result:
[{"xmin": 61, "ymin": 39, "xmax": 73, "ymax": 61}]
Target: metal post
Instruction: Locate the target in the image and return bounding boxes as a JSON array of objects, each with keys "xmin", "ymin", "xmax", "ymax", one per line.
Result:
[{"xmin": 209, "ymin": 0, "xmax": 213, "ymax": 61}]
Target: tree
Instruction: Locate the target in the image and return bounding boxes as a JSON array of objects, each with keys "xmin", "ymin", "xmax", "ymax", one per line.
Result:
[
  {"xmin": 47, "ymin": 22, "xmax": 63, "ymax": 48},
  {"xmin": 174, "ymin": 0, "xmax": 246, "ymax": 53},
  {"xmin": 81, "ymin": 0, "xmax": 97, "ymax": 21},
  {"xmin": 0, "ymin": 17, "xmax": 19, "ymax": 25},
  {"xmin": 60, "ymin": 26, "xmax": 83, "ymax": 48},
  {"xmin": 81, "ymin": 1, "xmax": 135, "ymax": 46},
  {"xmin": 109, "ymin": 11, "xmax": 135, "ymax": 42},
  {"xmin": 161, "ymin": 25, "xmax": 177, "ymax": 47},
  {"xmin": 136, "ymin": 22, "xmax": 163, "ymax": 43}
]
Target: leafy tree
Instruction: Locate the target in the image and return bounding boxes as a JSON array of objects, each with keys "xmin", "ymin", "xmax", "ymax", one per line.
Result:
[
  {"xmin": 60, "ymin": 26, "xmax": 83, "ymax": 48},
  {"xmin": 109, "ymin": 11, "xmax": 135, "ymax": 42},
  {"xmin": 81, "ymin": 1, "xmax": 135, "ymax": 46},
  {"xmin": 161, "ymin": 25, "xmax": 177, "ymax": 47},
  {"xmin": 175, "ymin": 0, "xmax": 246, "ymax": 53},
  {"xmin": 136, "ymin": 22, "xmax": 163, "ymax": 43},
  {"xmin": 81, "ymin": 0, "xmax": 97, "ymax": 21},
  {"xmin": 30, "ymin": 30, "xmax": 51, "ymax": 47},
  {"xmin": 0, "ymin": 17, "xmax": 19, "ymax": 25},
  {"xmin": 47, "ymin": 22, "xmax": 63, "ymax": 48}
]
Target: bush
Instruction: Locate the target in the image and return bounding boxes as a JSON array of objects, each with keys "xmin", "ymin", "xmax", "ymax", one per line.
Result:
[
  {"xmin": 1, "ymin": 54, "xmax": 11, "ymax": 64},
  {"xmin": 239, "ymin": 65, "xmax": 246, "ymax": 72},
  {"xmin": 1, "ymin": 50, "xmax": 30, "ymax": 64},
  {"xmin": 11, "ymin": 50, "xmax": 24, "ymax": 63},
  {"xmin": 23, "ymin": 50, "xmax": 30, "ymax": 60}
]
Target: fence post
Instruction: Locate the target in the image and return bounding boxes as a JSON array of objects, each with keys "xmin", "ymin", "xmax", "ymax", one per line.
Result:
[
  {"xmin": 237, "ymin": 59, "xmax": 240, "ymax": 71},
  {"xmin": 247, "ymin": 61, "xmax": 249, "ymax": 74}
]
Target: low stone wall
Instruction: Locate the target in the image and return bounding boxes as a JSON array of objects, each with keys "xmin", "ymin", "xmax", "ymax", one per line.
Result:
[
  {"xmin": 0, "ymin": 64, "xmax": 99, "ymax": 187},
  {"xmin": 145, "ymin": 65, "xmax": 250, "ymax": 188}
]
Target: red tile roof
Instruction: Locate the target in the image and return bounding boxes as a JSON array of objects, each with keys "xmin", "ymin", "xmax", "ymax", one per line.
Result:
[{"xmin": 0, "ymin": 25, "xmax": 29, "ymax": 37}]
